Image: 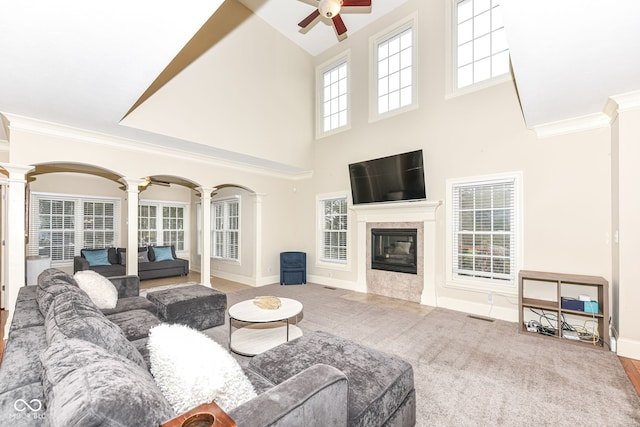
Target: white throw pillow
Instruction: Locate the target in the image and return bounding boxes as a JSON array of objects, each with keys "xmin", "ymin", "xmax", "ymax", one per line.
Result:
[
  {"xmin": 148, "ymin": 323, "xmax": 256, "ymax": 414},
  {"xmin": 73, "ymin": 270, "xmax": 118, "ymax": 309}
]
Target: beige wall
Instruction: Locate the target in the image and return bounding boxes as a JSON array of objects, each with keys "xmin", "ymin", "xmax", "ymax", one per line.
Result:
[
  {"xmin": 302, "ymin": 0, "xmax": 612, "ymax": 321},
  {"xmin": 120, "ymin": 0, "xmax": 315, "ymax": 171},
  {"xmin": 612, "ymin": 107, "xmax": 640, "ymax": 358}
]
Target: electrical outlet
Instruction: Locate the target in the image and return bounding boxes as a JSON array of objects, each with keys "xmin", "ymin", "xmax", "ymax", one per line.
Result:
[{"xmin": 487, "ymin": 293, "xmax": 493, "ymax": 304}]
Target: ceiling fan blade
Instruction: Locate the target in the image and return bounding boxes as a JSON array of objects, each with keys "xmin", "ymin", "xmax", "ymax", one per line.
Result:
[
  {"xmin": 332, "ymin": 14, "xmax": 348, "ymax": 35},
  {"xmin": 342, "ymin": 0, "xmax": 371, "ymax": 6},
  {"xmin": 298, "ymin": 9, "xmax": 321, "ymax": 28}
]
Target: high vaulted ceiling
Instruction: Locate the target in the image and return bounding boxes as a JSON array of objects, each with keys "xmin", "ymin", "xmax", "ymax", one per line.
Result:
[{"xmin": 1, "ymin": 0, "xmax": 639, "ymax": 172}]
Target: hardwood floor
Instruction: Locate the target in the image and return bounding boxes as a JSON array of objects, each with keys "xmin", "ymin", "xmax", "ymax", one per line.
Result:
[{"xmin": 1, "ymin": 274, "xmax": 639, "ymax": 398}]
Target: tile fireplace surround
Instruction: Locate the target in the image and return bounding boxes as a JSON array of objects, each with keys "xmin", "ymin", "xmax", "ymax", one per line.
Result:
[{"xmin": 351, "ymin": 200, "xmax": 442, "ymax": 306}]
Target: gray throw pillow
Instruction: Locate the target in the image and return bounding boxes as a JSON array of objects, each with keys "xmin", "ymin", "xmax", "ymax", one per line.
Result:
[
  {"xmin": 41, "ymin": 338, "xmax": 174, "ymax": 427},
  {"xmin": 45, "ymin": 292, "xmax": 146, "ymax": 368}
]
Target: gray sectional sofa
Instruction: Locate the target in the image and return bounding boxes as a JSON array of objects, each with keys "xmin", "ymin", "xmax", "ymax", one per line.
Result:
[
  {"xmin": 73, "ymin": 245, "xmax": 189, "ymax": 280},
  {"xmin": 0, "ymin": 268, "xmax": 415, "ymax": 427}
]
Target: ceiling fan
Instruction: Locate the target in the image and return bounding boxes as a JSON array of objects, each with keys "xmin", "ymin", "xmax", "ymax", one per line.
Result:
[
  {"xmin": 298, "ymin": 0, "xmax": 372, "ymax": 38},
  {"xmin": 139, "ymin": 176, "xmax": 171, "ymax": 189}
]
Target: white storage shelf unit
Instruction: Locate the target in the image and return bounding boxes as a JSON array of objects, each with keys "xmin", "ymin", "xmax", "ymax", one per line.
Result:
[{"xmin": 518, "ymin": 270, "xmax": 609, "ymax": 350}]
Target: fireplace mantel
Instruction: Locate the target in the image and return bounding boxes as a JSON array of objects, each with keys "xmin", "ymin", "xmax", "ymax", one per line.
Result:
[
  {"xmin": 351, "ymin": 200, "xmax": 442, "ymax": 306},
  {"xmin": 351, "ymin": 200, "xmax": 441, "ymax": 223}
]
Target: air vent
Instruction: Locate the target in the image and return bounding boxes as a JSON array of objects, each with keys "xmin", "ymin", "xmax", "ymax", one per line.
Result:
[{"xmin": 467, "ymin": 315, "xmax": 495, "ymax": 322}]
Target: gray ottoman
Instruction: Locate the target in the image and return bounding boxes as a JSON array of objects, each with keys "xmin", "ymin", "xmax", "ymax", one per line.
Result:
[
  {"xmin": 146, "ymin": 284, "xmax": 227, "ymax": 330},
  {"xmin": 248, "ymin": 331, "xmax": 416, "ymax": 427}
]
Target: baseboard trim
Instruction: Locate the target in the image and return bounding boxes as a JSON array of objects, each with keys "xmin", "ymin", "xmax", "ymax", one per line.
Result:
[
  {"xmin": 437, "ymin": 296, "xmax": 518, "ymax": 322},
  {"xmin": 307, "ymin": 274, "xmax": 362, "ymax": 292},
  {"xmin": 617, "ymin": 337, "xmax": 640, "ymax": 360}
]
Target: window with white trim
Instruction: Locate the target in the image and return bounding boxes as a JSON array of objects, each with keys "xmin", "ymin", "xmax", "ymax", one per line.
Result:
[
  {"xmin": 371, "ymin": 15, "xmax": 417, "ymax": 120},
  {"xmin": 212, "ymin": 198, "xmax": 239, "ymax": 261},
  {"xmin": 28, "ymin": 193, "xmax": 119, "ymax": 263},
  {"xmin": 319, "ymin": 57, "xmax": 349, "ymax": 135},
  {"xmin": 138, "ymin": 202, "xmax": 186, "ymax": 250},
  {"xmin": 455, "ymin": 0, "xmax": 509, "ymax": 89},
  {"xmin": 449, "ymin": 174, "xmax": 520, "ymax": 285},
  {"xmin": 320, "ymin": 196, "xmax": 348, "ymax": 263}
]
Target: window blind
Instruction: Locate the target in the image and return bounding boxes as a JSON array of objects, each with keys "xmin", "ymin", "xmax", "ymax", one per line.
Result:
[
  {"xmin": 29, "ymin": 193, "xmax": 119, "ymax": 263},
  {"xmin": 452, "ymin": 178, "xmax": 515, "ymax": 282}
]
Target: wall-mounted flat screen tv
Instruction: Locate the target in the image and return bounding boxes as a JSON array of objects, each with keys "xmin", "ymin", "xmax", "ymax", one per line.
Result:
[{"xmin": 348, "ymin": 150, "xmax": 426, "ymax": 205}]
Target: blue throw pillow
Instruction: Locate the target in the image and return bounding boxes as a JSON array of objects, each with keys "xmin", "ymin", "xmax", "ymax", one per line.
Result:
[
  {"xmin": 82, "ymin": 249, "xmax": 111, "ymax": 267},
  {"xmin": 153, "ymin": 246, "xmax": 174, "ymax": 262}
]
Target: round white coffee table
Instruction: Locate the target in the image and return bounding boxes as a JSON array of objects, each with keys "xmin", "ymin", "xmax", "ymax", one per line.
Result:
[{"xmin": 228, "ymin": 297, "xmax": 303, "ymax": 356}]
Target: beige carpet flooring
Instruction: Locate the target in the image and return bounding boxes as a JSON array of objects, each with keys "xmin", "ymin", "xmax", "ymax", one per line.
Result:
[{"xmin": 193, "ymin": 282, "xmax": 640, "ymax": 426}]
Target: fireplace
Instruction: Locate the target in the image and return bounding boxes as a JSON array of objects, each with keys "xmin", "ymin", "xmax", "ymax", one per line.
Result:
[{"xmin": 371, "ymin": 228, "xmax": 418, "ymax": 274}]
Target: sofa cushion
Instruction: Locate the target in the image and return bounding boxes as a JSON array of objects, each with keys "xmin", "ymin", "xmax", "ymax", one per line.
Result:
[
  {"xmin": 0, "ymin": 382, "xmax": 46, "ymax": 425},
  {"xmin": 106, "ymin": 309, "xmax": 162, "ymax": 341},
  {"xmin": 74, "ymin": 270, "xmax": 118, "ymax": 309},
  {"xmin": 0, "ymin": 326, "xmax": 47, "ymax": 394},
  {"xmin": 45, "ymin": 291, "xmax": 146, "ymax": 369},
  {"xmin": 101, "ymin": 295, "xmax": 157, "ymax": 316},
  {"xmin": 148, "ymin": 323, "xmax": 257, "ymax": 414},
  {"xmin": 138, "ymin": 248, "xmax": 150, "ymax": 263},
  {"xmin": 116, "ymin": 247, "xmax": 149, "ymax": 265},
  {"xmin": 82, "ymin": 263, "xmax": 126, "ymax": 278},
  {"xmin": 36, "ymin": 277, "xmax": 92, "ymax": 317},
  {"xmin": 152, "ymin": 245, "xmax": 175, "ymax": 262},
  {"xmin": 80, "ymin": 248, "xmax": 112, "ymax": 266},
  {"xmin": 41, "ymin": 338, "xmax": 174, "ymax": 427},
  {"xmin": 138, "ymin": 259, "xmax": 186, "ymax": 272},
  {"xmin": 38, "ymin": 268, "xmax": 77, "ymax": 286},
  {"xmin": 10, "ymin": 298, "xmax": 45, "ymax": 333},
  {"xmin": 249, "ymin": 331, "xmax": 415, "ymax": 427}
]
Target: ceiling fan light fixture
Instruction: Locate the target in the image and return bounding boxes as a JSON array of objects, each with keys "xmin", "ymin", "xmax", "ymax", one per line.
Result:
[{"xmin": 319, "ymin": 0, "xmax": 343, "ymax": 18}]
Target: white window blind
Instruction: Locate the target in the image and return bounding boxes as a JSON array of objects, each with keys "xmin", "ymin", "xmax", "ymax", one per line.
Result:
[
  {"xmin": 212, "ymin": 198, "xmax": 239, "ymax": 261},
  {"xmin": 320, "ymin": 197, "xmax": 348, "ymax": 263},
  {"xmin": 452, "ymin": 178, "xmax": 515, "ymax": 282},
  {"xmin": 29, "ymin": 193, "xmax": 119, "ymax": 263},
  {"xmin": 455, "ymin": 0, "xmax": 509, "ymax": 89}
]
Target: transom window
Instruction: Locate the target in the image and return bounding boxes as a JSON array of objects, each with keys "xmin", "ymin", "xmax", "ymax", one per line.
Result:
[
  {"xmin": 317, "ymin": 52, "xmax": 350, "ymax": 138},
  {"xmin": 377, "ymin": 27, "xmax": 413, "ymax": 115},
  {"xmin": 212, "ymin": 198, "xmax": 240, "ymax": 261},
  {"xmin": 455, "ymin": 0, "xmax": 509, "ymax": 89},
  {"xmin": 371, "ymin": 14, "xmax": 417, "ymax": 121},
  {"xmin": 322, "ymin": 61, "xmax": 348, "ymax": 132},
  {"xmin": 320, "ymin": 196, "xmax": 348, "ymax": 263},
  {"xmin": 447, "ymin": 173, "xmax": 521, "ymax": 287}
]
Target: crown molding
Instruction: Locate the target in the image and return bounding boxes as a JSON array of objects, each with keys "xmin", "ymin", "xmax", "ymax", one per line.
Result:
[
  {"xmin": 532, "ymin": 113, "xmax": 611, "ymax": 139},
  {"xmin": 606, "ymin": 89, "xmax": 640, "ymax": 118},
  {"xmin": 2, "ymin": 114, "xmax": 313, "ymax": 181}
]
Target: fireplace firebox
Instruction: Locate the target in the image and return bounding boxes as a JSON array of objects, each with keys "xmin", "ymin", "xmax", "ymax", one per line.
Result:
[{"xmin": 371, "ymin": 228, "xmax": 418, "ymax": 274}]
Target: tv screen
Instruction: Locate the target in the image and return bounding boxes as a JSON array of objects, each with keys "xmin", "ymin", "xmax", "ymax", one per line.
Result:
[{"xmin": 348, "ymin": 150, "xmax": 426, "ymax": 205}]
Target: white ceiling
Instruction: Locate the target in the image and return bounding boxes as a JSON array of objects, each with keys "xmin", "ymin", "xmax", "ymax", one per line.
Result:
[
  {"xmin": 236, "ymin": 0, "xmax": 408, "ymax": 56},
  {"xmin": 1, "ymin": 0, "xmax": 639, "ymax": 171},
  {"xmin": 502, "ymin": 0, "xmax": 640, "ymax": 128}
]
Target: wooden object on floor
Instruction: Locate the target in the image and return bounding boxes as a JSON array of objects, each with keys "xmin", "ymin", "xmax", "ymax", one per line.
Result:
[
  {"xmin": 518, "ymin": 270, "xmax": 609, "ymax": 349},
  {"xmin": 160, "ymin": 401, "xmax": 236, "ymax": 427},
  {"xmin": 620, "ymin": 356, "xmax": 640, "ymax": 396}
]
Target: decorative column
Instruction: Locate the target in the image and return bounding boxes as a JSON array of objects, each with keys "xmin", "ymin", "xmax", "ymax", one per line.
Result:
[
  {"xmin": 0, "ymin": 163, "xmax": 34, "ymax": 337},
  {"xmin": 122, "ymin": 178, "xmax": 143, "ymax": 277},
  {"xmin": 198, "ymin": 187, "xmax": 213, "ymax": 287},
  {"xmin": 252, "ymin": 193, "xmax": 265, "ymax": 285}
]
